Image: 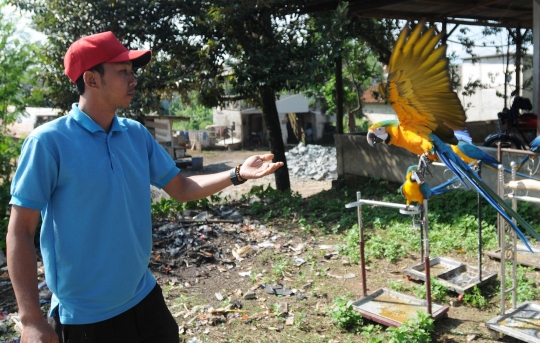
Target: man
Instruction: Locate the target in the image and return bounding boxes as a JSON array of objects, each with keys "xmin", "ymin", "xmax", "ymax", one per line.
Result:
[{"xmin": 6, "ymin": 31, "xmax": 283, "ymax": 343}]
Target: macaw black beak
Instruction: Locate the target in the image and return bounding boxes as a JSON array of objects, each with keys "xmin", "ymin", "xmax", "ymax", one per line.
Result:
[{"xmin": 367, "ymin": 131, "xmax": 383, "ymax": 146}]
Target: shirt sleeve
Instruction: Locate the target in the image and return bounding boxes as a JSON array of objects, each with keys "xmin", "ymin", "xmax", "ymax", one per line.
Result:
[{"xmin": 10, "ymin": 136, "xmax": 59, "ymax": 211}]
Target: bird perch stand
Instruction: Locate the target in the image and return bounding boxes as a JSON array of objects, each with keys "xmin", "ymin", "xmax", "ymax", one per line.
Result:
[{"xmin": 345, "ymin": 193, "xmax": 449, "ymax": 327}]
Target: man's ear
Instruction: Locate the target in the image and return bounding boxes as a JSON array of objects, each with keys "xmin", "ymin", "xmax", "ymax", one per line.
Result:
[{"xmin": 83, "ymin": 71, "xmax": 99, "ymax": 89}]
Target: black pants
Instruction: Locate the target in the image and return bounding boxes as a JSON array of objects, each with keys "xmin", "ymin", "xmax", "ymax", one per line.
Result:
[{"xmin": 48, "ymin": 284, "xmax": 179, "ymax": 343}]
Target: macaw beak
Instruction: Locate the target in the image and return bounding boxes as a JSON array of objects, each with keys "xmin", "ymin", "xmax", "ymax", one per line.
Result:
[{"xmin": 367, "ymin": 131, "xmax": 383, "ymax": 146}]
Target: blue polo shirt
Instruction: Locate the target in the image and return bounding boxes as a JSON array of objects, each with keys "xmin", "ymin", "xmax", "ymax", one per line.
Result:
[{"xmin": 10, "ymin": 103, "xmax": 180, "ymax": 324}]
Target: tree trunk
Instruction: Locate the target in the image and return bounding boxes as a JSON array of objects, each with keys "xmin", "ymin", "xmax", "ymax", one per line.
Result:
[
  {"xmin": 259, "ymin": 86, "xmax": 291, "ymax": 191},
  {"xmin": 335, "ymin": 56, "xmax": 344, "ymax": 134},
  {"xmin": 347, "ymin": 110, "xmax": 355, "ymax": 133}
]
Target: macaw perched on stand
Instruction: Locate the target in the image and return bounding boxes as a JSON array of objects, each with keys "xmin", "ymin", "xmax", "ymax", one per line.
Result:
[
  {"xmin": 366, "ymin": 20, "xmax": 540, "ymax": 250},
  {"xmin": 400, "ymin": 165, "xmax": 432, "ymax": 207}
]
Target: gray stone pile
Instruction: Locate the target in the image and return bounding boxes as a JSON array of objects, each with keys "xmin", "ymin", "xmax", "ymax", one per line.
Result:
[{"xmin": 285, "ymin": 143, "xmax": 337, "ymax": 181}]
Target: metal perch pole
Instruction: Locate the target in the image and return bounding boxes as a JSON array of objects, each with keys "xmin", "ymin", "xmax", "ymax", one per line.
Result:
[
  {"xmin": 422, "ymin": 199, "xmax": 432, "ymax": 315},
  {"xmin": 356, "ymin": 192, "xmax": 367, "ymax": 297}
]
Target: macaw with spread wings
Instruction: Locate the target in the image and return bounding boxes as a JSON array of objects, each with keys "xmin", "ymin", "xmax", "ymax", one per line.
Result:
[{"xmin": 366, "ymin": 20, "xmax": 540, "ymax": 250}]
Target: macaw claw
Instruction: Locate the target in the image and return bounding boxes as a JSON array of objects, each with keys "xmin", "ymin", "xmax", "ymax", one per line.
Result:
[
  {"xmin": 413, "ymin": 154, "xmax": 432, "ymax": 184},
  {"xmin": 411, "ymin": 170, "xmax": 424, "ymax": 184}
]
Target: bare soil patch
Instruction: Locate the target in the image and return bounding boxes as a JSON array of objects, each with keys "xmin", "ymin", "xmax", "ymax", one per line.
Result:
[{"xmin": 182, "ymin": 148, "xmax": 333, "ymax": 199}]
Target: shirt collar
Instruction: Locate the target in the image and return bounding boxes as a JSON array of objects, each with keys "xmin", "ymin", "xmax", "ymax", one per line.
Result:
[{"xmin": 70, "ymin": 103, "xmax": 127, "ymax": 133}]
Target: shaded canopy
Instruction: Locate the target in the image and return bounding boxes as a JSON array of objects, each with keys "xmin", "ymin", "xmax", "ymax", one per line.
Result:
[{"xmin": 304, "ymin": 0, "xmax": 533, "ymax": 29}]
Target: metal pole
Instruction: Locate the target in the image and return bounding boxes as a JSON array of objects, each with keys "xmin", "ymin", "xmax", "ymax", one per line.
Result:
[
  {"xmin": 478, "ymin": 162, "xmax": 483, "ymax": 281},
  {"xmin": 510, "ymin": 162, "xmax": 518, "ymax": 309},
  {"xmin": 423, "ymin": 199, "xmax": 432, "ymax": 315},
  {"xmin": 357, "ymin": 191, "xmax": 367, "ymax": 297},
  {"xmin": 498, "ymin": 164, "xmax": 506, "ymax": 314},
  {"xmin": 345, "ymin": 199, "xmax": 418, "ymax": 210},
  {"xmin": 419, "ymin": 215, "xmax": 424, "ymax": 261}
]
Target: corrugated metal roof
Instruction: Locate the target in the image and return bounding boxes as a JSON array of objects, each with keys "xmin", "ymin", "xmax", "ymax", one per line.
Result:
[{"xmin": 304, "ymin": 0, "xmax": 533, "ymax": 29}]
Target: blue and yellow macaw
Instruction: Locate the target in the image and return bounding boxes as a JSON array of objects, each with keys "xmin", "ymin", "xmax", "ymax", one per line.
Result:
[
  {"xmin": 400, "ymin": 165, "xmax": 432, "ymax": 206},
  {"xmin": 400, "ymin": 165, "xmax": 459, "ymax": 205},
  {"xmin": 366, "ymin": 20, "xmax": 540, "ymax": 250},
  {"xmin": 517, "ymin": 135, "xmax": 540, "ymax": 172}
]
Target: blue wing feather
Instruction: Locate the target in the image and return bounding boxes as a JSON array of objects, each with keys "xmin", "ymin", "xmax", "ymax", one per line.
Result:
[
  {"xmin": 454, "ymin": 130, "xmax": 472, "ymax": 144},
  {"xmin": 457, "ymin": 141, "xmax": 499, "ymax": 167},
  {"xmin": 430, "ymin": 134, "xmax": 540, "ymax": 251},
  {"xmin": 457, "ymin": 141, "xmax": 540, "ymax": 181},
  {"xmin": 420, "ymin": 182, "xmax": 432, "ymax": 199}
]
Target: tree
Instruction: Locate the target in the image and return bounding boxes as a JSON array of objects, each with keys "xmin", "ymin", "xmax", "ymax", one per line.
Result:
[
  {"xmin": 0, "ymin": 2, "xmax": 45, "ymax": 248},
  {"xmin": 187, "ymin": 1, "xmax": 346, "ymax": 190},
  {"xmin": 13, "ymin": 0, "xmax": 346, "ymax": 191},
  {"xmin": 11, "ymin": 0, "xmax": 211, "ymax": 119},
  {"xmin": 307, "ymin": 38, "xmax": 384, "ymax": 133}
]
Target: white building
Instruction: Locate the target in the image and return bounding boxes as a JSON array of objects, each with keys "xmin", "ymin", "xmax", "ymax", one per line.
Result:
[
  {"xmin": 458, "ymin": 54, "xmax": 533, "ymax": 121},
  {"xmin": 211, "ymin": 93, "xmax": 335, "ymax": 147},
  {"xmin": 5, "ymin": 107, "xmax": 62, "ymax": 139}
]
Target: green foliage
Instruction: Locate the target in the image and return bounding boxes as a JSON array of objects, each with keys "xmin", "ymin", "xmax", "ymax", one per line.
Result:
[
  {"xmin": 388, "ymin": 278, "xmax": 448, "ymax": 303},
  {"xmin": 167, "ymin": 92, "xmax": 213, "ymax": 131},
  {"xmin": 327, "ymin": 297, "xmax": 363, "ymax": 332},
  {"xmin": 462, "ymin": 285, "xmax": 489, "ymax": 309},
  {"xmin": 307, "ymin": 36, "xmax": 384, "ymax": 132},
  {"xmin": 150, "ymin": 195, "xmax": 222, "ymax": 221},
  {"xmin": 0, "ymin": 5, "xmax": 46, "ymax": 121},
  {"xmin": 360, "ymin": 324, "xmax": 386, "ymax": 343},
  {"xmin": 386, "ymin": 311, "xmax": 434, "ymax": 343},
  {"xmin": 505, "ymin": 265, "xmax": 540, "ymax": 303},
  {"xmin": 0, "ymin": 5, "xmax": 43, "ymax": 249},
  {"xmin": 366, "ymin": 232, "xmax": 408, "ymax": 263},
  {"xmin": 271, "ymin": 255, "xmax": 291, "ymax": 279},
  {"xmin": 244, "ymin": 185, "xmax": 304, "ymax": 221},
  {"xmin": 0, "ymin": 135, "xmax": 22, "ymax": 248},
  {"xmin": 151, "ymin": 198, "xmax": 183, "ymax": 221},
  {"xmin": 339, "ymin": 224, "xmax": 361, "ymax": 263},
  {"xmin": 430, "ymin": 281, "xmax": 449, "ymax": 303}
]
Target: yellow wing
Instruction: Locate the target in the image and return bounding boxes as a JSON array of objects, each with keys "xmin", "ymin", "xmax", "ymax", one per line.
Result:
[{"xmin": 386, "ymin": 20, "xmax": 466, "ymax": 145}]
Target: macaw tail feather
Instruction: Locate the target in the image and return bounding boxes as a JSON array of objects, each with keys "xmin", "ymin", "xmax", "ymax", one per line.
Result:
[
  {"xmin": 430, "ymin": 134, "xmax": 540, "ymax": 251},
  {"xmin": 516, "ymin": 155, "xmax": 530, "ymax": 172}
]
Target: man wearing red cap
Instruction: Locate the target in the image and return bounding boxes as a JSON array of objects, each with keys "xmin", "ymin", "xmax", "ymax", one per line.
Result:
[{"xmin": 6, "ymin": 32, "xmax": 283, "ymax": 343}]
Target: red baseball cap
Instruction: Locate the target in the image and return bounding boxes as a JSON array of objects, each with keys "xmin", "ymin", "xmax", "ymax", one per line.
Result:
[{"xmin": 64, "ymin": 31, "xmax": 152, "ymax": 83}]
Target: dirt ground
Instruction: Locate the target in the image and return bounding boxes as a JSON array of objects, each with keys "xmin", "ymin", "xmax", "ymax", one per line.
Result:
[
  {"xmin": 0, "ymin": 147, "xmax": 534, "ymax": 342},
  {"xmin": 181, "ymin": 147, "xmax": 333, "ymax": 199}
]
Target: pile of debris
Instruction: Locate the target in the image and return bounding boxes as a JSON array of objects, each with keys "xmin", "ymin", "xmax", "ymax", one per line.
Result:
[
  {"xmin": 285, "ymin": 143, "xmax": 337, "ymax": 181},
  {"xmin": 150, "ymin": 205, "xmax": 284, "ymax": 279}
]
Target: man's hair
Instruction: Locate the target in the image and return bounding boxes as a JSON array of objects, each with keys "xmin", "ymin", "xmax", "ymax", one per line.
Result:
[{"xmin": 76, "ymin": 63, "xmax": 105, "ymax": 95}]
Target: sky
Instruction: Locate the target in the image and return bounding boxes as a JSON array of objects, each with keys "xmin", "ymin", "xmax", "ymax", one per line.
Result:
[
  {"xmin": 2, "ymin": 4, "xmax": 46, "ymax": 43},
  {"xmin": 444, "ymin": 24, "xmax": 534, "ymax": 60}
]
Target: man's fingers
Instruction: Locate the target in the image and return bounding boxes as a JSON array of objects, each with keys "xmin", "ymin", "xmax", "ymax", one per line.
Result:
[{"xmin": 259, "ymin": 154, "xmax": 275, "ymax": 161}]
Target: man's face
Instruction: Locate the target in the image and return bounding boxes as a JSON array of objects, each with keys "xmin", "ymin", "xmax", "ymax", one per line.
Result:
[{"xmin": 97, "ymin": 62, "xmax": 137, "ymax": 109}]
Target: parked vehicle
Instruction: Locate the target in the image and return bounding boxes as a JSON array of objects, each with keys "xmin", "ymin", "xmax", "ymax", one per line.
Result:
[{"xmin": 483, "ymin": 95, "xmax": 537, "ymax": 149}]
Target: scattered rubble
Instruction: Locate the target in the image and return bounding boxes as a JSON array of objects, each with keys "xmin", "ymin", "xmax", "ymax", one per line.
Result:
[{"xmin": 285, "ymin": 143, "xmax": 337, "ymax": 181}]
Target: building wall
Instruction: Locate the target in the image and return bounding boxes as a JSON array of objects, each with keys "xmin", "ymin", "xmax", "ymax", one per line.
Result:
[
  {"xmin": 212, "ymin": 97, "xmax": 335, "ymax": 146},
  {"xmin": 459, "ymin": 55, "xmax": 533, "ymax": 122}
]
